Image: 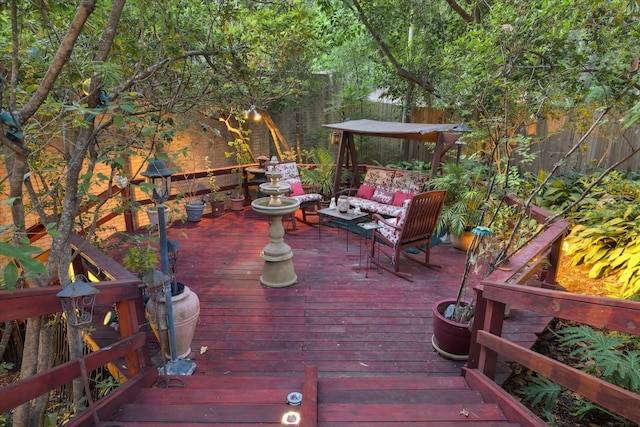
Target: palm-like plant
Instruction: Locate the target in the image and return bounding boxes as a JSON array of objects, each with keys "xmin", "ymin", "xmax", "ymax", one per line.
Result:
[
  {"xmin": 431, "ymin": 160, "xmax": 487, "ymax": 237},
  {"xmin": 300, "ymin": 147, "xmax": 336, "ymax": 200}
]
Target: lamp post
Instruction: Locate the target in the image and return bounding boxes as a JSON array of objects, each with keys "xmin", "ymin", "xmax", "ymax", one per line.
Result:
[
  {"xmin": 57, "ymin": 275, "xmax": 100, "ymax": 425},
  {"xmin": 142, "ymin": 158, "xmax": 196, "ymax": 375}
]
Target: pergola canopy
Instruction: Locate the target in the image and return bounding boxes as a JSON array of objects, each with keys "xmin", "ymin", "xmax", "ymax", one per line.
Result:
[
  {"xmin": 323, "ymin": 119, "xmax": 464, "ymax": 142},
  {"xmin": 322, "ymin": 119, "xmax": 468, "ymax": 193}
]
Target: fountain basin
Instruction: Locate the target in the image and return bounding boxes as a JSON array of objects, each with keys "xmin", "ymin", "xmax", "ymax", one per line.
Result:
[{"xmin": 251, "ymin": 196, "xmax": 300, "ymax": 215}]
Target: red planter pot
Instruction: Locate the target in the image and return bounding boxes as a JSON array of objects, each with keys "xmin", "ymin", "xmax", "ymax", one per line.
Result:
[{"xmin": 432, "ymin": 299, "xmax": 472, "ymax": 360}]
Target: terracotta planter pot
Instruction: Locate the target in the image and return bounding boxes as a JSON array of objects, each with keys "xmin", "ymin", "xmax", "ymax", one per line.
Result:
[
  {"xmin": 146, "ymin": 284, "xmax": 200, "ymax": 359},
  {"xmin": 432, "ymin": 299, "xmax": 472, "ymax": 360},
  {"xmin": 230, "ymin": 197, "xmax": 245, "ymax": 211},
  {"xmin": 211, "ymin": 200, "xmax": 225, "ymax": 217},
  {"xmin": 450, "ymin": 230, "xmax": 475, "ymax": 251}
]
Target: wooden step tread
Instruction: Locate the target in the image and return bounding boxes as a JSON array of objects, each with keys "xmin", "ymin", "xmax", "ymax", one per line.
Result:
[
  {"xmin": 113, "ymin": 403, "xmax": 295, "ymax": 423},
  {"xmin": 319, "ymin": 402, "xmax": 509, "ymax": 423}
]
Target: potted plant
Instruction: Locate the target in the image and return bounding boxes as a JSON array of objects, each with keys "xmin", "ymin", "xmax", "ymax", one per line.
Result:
[
  {"xmin": 432, "ymin": 195, "xmax": 542, "ymax": 360},
  {"xmin": 183, "ymin": 193, "xmax": 206, "ymax": 222},
  {"xmin": 179, "ymin": 168, "xmax": 206, "ymax": 222},
  {"xmin": 145, "ymin": 205, "xmax": 171, "ymax": 227},
  {"xmin": 122, "ymin": 231, "xmax": 159, "ymax": 279},
  {"xmin": 300, "ymin": 146, "xmax": 336, "ymax": 206},
  {"xmin": 226, "ymin": 137, "xmax": 252, "ymax": 211},
  {"xmin": 204, "ymin": 156, "xmax": 224, "ymax": 216},
  {"xmin": 432, "ymin": 225, "xmax": 493, "ymax": 359},
  {"xmin": 143, "ymin": 240, "xmax": 200, "ymax": 360},
  {"xmin": 229, "ymin": 180, "xmax": 245, "ymax": 211},
  {"xmin": 431, "ymin": 159, "xmax": 487, "ymax": 251}
]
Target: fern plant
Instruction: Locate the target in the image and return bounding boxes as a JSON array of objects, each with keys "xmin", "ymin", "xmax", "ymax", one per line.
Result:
[
  {"xmin": 521, "ymin": 375, "xmax": 563, "ymax": 425},
  {"xmin": 555, "ymin": 325, "xmax": 640, "ymax": 424},
  {"xmin": 559, "ymin": 325, "xmax": 640, "ymax": 392},
  {"xmin": 520, "ymin": 324, "xmax": 640, "ymax": 426}
]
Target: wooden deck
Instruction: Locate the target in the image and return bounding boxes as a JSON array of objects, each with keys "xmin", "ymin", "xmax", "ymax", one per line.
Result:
[{"xmin": 97, "ymin": 206, "xmax": 551, "ymax": 425}]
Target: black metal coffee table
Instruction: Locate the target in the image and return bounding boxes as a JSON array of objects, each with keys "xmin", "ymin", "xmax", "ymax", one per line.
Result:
[{"xmin": 318, "ymin": 207, "xmax": 368, "ymax": 252}]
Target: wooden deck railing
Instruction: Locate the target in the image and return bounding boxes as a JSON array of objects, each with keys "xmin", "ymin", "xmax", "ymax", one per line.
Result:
[
  {"xmin": 7, "ymin": 190, "xmax": 640, "ymax": 425},
  {"xmin": 0, "ymin": 234, "xmax": 157, "ymax": 425},
  {"xmin": 466, "ymin": 195, "xmax": 640, "ymax": 425}
]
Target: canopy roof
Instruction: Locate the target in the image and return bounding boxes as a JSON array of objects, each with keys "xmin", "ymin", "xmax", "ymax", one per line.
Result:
[
  {"xmin": 323, "ymin": 119, "xmax": 464, "ymax": 142},
  {"xmin": 323, "ymin": 119, "xmax": 469, "ymax": 192}
]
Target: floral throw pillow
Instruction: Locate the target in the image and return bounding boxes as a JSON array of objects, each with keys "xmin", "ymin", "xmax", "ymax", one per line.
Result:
[{"xmin": 371, "ymin": 188, "xmax": 394, "ymax": 204}]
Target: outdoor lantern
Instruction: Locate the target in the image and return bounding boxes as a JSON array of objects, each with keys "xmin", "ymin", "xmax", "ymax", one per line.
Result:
[
  {"xmin": 56, "ymin": 275, "xmax": 99, "ymax": 327},
  {"xmin": 332, "ymin": 131, "xmax": 342, "ymax": 144},
  {"xmin": 453, "ymin": 122, "xmax": 471, "ymax": 133},
  {"xmin": 142, "ymin": 158, "xmax": 172, "ymax": 204}
]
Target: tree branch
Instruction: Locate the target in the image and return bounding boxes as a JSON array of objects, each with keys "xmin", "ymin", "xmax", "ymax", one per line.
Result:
[
  {"xmin": 347, "ymin": 0, "xmax": 435, "ymax": 94},
  {"xmin": 17, "ymin": 0, "xmax": 98, "ymax": 123}
]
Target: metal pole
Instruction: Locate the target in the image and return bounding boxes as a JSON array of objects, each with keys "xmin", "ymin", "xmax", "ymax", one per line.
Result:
[{"xmin": 157, "ymin": 202, "xmax": 179, "ymax": 362}]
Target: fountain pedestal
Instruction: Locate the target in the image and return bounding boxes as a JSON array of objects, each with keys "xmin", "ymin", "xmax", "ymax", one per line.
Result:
[
  {"xmin": 253, "ymin": 197, "xmax": 300, "ymax": 287},
  {"xmin": 251, "ymin": 158, "xmax": 301, "ymax": 288}
]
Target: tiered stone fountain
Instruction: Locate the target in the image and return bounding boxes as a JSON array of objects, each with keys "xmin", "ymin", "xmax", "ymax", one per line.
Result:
[{"xmin": 251, "ymin": 157, "xmax": 301, "ymax": 288}]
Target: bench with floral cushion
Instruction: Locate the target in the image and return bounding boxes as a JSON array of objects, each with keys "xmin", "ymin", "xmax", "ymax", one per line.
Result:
[{"xmin": 339, "ymin": 166, "xmax": 428, "ymax": 217}]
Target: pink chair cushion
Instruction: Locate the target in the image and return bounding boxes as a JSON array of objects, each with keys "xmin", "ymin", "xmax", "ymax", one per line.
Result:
[
  {"xmin": 392, "ymin": 191, "xmax": 414, "ymax": 207},
  {"xmin": 289, "ymin": 181, "xmax": 305, "ymax": 196},
  {"xmin": 356, "ymin": 184, "xmax": 375, "ymax": 199}
]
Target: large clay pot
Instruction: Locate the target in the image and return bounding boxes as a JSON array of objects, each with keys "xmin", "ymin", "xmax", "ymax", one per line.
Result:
[
  {"xmin": 185, "ymin": 202, "xmax": 206, "ymax": 222},
  {"xmin": 432, "ymin": 299, "xmax": 472, "ymax": 360},
  {"xmin": 146, "ymin": 284, "xmax": 200, "ymax": 359},
  {"xmin": 450, "ymin": 230, "xmax": 475, "ymax": 251}
]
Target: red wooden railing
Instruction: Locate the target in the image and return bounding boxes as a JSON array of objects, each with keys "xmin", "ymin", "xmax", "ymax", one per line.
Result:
[
  {"xmin": 466, "ymin": 195, "xmax": 640, "ymax": 425},
  {"xmin": 0, "ymin": 234, "xmax": 157, "ymax": 425}
]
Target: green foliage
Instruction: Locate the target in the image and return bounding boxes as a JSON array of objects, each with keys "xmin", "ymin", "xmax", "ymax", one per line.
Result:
[
  {"xmin": 300, "ymin": 147, "xmax": 336, "ymax": 199},
  {"xmin": 122, "ymin": 233, "xmax": 158, "ymax": 278},
  {"xmin": 559, "ymin": 326, "xmax": 640, "ymax": 392},
  {"xmin": 94, "ymin": 369, "xmax": 121, "ymax": 399},
  {"xmin": 382, "ymin": 159, "xmax": 431, "ymax": 174},
  {"xmin": 552, "ymin": 171, "xmax": 640, "ymax": 298},
  {"xmin": 430, "ymin": 159, "xmax": 487, "ymax": 236},
  {"xmin": 0, "ymin": 241, "xmax": 47, "ymax": 291},
  {"xmin": 204, "ymin": 156, "xmax": 221, "ymax": 202},
  {"xmin": 549, "ymin": 325, "xmax": 640, "ymax": 424},
  {"xmin": 521, "ymin": 375, "xmax": 563, "ymax": 425}
]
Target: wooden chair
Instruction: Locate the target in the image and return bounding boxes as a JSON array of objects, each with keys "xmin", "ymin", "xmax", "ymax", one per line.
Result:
[
  {"xmin": 369, "ymin": 190, "xmax": 447, "ymax": 280},
  {"xmin": 274, "ymin": 161, "xmax": 322, "ymax": 229}
]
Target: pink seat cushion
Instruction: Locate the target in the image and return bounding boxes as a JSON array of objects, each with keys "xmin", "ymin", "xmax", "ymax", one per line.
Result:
[
  {"xmin": 289, "ymin": 181, "xmax": 305, "ymax": 196},
  {"xmin": 392, "ymin": 191, "xmax": 414, "ymax": 207},
  {"xmin": 356, "ymin": 184, "xmax": 375, "ymax": 200}
]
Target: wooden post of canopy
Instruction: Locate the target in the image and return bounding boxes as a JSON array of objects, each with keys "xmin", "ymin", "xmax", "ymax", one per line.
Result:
[{"xmin": 333, "ymin": 131, "xmax": 359, "ymax": 195}]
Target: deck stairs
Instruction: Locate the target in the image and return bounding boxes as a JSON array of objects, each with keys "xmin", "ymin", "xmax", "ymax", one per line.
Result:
[{"xmin": 105, "ymin": 368, "xmax": 530, "ymax": 426}]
